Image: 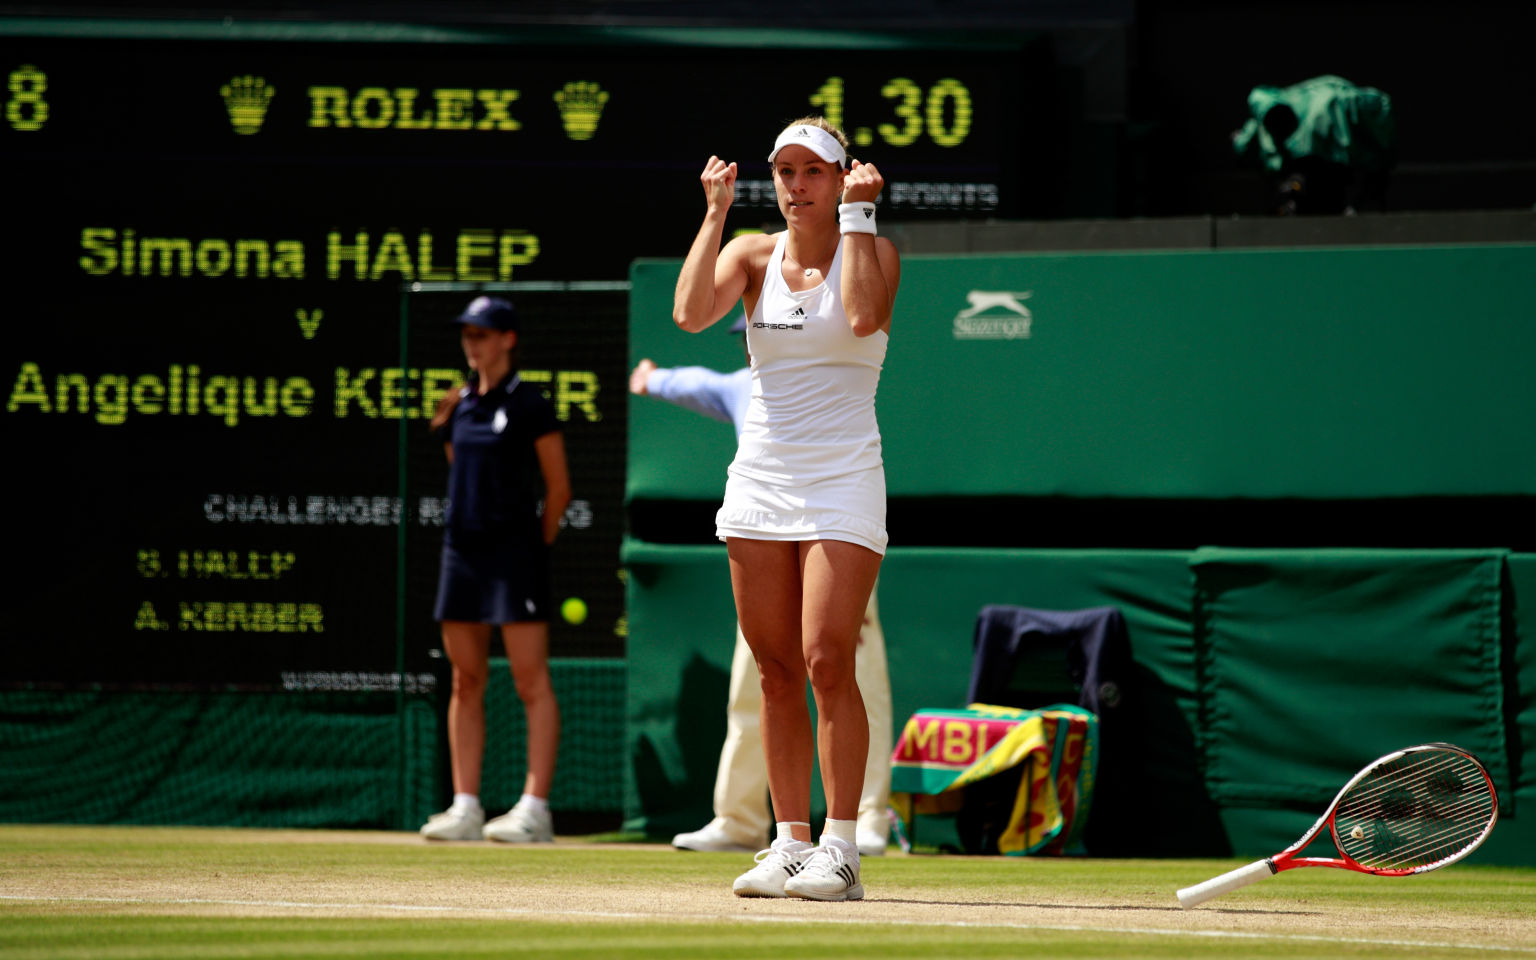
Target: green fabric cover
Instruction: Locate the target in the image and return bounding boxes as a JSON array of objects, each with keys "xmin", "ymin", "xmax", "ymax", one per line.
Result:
[{"xmin": 1191, "ymin": 548, "xmax": 1510, "ymax": 811}]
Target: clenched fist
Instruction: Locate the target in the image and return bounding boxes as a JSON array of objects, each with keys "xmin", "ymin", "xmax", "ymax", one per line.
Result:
[
  {"xmin": 700, "ymin": 155, "xmax": 738, "ymax": 215},
  {"xmin": 842, "ymin": 159, "xmax": 885, "ymax": 204}
]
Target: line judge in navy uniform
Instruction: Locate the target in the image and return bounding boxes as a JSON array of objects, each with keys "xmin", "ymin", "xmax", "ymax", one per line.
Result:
[{"xmin": 419, "ymin": 295, "xmax": 571, "ymax": 844}]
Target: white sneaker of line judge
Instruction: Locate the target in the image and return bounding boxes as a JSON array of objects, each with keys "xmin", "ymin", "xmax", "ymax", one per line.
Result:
[
  {"xmin": 856, "ymin": 826, "xmax": 888, "ymax": 857},
  {"xmin": 672, "ymin": 818, "xmax": 759, "ymax": 853}
]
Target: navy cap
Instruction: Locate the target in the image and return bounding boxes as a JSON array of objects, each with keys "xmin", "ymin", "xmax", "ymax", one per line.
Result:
[
  {"xmin": 455, "ymin": 296, "xmax": 518, "ymax": 332},
  {"xmin": 729, "ymin": 314, "xmax": 747, "ymax": 334}
]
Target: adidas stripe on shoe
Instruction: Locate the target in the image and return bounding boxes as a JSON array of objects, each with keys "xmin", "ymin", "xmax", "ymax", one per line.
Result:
[
  {"xmin": 732, "ymin": 838, "xmax": 813, "ymax": 898},
  {"xmin": 783, "ymin": 841, "xmax": 863, "ymax": 902}
]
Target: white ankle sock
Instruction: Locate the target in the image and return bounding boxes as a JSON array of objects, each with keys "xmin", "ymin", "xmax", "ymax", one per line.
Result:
[
  {"xmin": 776, "ymin": 821, "xmax": 811, "ymax": 845},
  {"xmin": 451, "ymin": 793, "xmax": 481, "ymax": 813},
  {"xmin": 822, "ymin": 818, "xmax": 858, "ymax": 849},
  {"xmin": 518, "ymin": 793, "xmax": 549, "ymax": 814}
]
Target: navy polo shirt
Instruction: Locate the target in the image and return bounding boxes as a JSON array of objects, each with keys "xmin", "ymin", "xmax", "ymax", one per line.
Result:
[{"xmin": 441, "ymin": 372, "xmax": 560, "ymax": 548}]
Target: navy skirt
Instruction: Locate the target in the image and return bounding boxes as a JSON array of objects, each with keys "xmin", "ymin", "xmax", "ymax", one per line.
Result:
[{"xmin": 433, "ymin": 537, "xmax": 551, "ymax": 624}]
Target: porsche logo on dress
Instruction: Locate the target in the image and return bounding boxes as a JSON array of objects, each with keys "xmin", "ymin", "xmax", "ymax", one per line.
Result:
[
  {"xmin": 952, "ymin": 290, "xmax": 1032, "ymax": 340},
  {"xmin": 753, "ymin": 306, "xmax": 806, "ymax": 331}
]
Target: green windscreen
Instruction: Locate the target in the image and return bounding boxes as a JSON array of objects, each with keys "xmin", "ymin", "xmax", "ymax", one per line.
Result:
[{"xmin": 630, "ymin": 244, "xmax": 1536, "ymax": 501}]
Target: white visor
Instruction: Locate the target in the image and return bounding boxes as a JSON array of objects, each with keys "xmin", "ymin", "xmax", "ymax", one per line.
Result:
[{"xmin": 767, "ymin": 125, "xmax": 847, "ymax": 168}]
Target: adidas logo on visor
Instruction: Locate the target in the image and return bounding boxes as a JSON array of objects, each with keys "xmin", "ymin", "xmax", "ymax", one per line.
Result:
[{"xmin": 767, "ymin": 125, "xmax": 847, "ymax": 167}]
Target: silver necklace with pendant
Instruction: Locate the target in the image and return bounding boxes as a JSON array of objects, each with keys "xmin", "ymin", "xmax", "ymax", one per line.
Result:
[{"xmin": 786, "ymin": 244, "xmax": 834, "ymax": 278}]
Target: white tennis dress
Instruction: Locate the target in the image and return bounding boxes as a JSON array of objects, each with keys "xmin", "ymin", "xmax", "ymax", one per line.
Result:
[{"xmin": 715, "ymin": 232, "xmax": 889, "ymax": 554}]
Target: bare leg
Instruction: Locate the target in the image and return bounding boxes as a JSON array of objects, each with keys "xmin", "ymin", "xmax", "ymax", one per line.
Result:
[
  {"xmin": 441, "ymin": 621, "xmax": 493, "ymax": 796},
  {"xmin": 727, "ymin": 537, "xmax": 811, "ymax": 842},
  {"xmin": 501, "ymin": 621, "xmax": 559, "ymax": 799},
  {"xmin": 799, "ymin": 540, "xmax": 881, "ymax": 822}
]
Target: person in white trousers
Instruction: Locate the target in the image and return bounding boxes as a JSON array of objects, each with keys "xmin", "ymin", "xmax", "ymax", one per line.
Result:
[{"xmin": 630, "ymin": 349, "xmax": 892, "ymax": 856}]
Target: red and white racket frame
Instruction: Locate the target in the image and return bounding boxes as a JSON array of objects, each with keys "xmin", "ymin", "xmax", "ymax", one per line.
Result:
[{"xmin": 1177, "ymin": 743, "xmax": 1499, "ymax": 908}]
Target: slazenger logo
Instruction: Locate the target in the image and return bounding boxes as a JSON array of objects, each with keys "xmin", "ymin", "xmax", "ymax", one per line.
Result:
[{"xmin": 952, "ymin": 290, "xmax": 1032, "ymax": 340}]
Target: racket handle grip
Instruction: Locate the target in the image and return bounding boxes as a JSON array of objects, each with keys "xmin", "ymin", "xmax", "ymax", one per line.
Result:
[{"xmin": 1177, "ymin": 859, "xmax": 1276, "ymax": 908}]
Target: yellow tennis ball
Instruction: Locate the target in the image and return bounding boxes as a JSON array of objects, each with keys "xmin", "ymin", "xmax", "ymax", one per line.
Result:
[{"xmin": 561, "ymin": 597, "xmax": 588, "ymax": 625}]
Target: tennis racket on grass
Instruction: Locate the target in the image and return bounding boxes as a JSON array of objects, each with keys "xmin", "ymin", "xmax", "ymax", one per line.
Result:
[{"xmin": 1177, "ymin": 742, "xmax": 1498, "ymax": 908}]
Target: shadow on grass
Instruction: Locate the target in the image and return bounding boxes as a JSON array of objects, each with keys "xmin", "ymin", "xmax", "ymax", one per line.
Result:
[{"xmin": 869, "ymin": 898, "xmax": 1321, "ymax": 916}]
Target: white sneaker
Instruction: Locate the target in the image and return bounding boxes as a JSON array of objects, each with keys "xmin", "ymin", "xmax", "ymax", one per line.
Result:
[
  {"xmin": 784, "ymin": 841, "xmax": 864, "ymax": 901},
  {"xmin": 419, "ymin": 804, "xmax": 485, "ymax": 841},
  {"xmin": 483, "ymin": 802, "xmax": 554, "ymax": 843},
  {"xmin": 731, "ymin": 838, "xmax": 813, "ymax": 898},
  {"xmin": 856, "ymin": 827, "xmax": 888, "ymax": 857},
  {"xmin": 672, "ymin": 818, "xmax": 759, "ymax": 853}
]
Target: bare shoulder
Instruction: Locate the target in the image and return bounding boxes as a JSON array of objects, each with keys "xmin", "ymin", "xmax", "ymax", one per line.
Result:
[
  {"xmin": 722, "ymin": 231, "xmax": 778, "ymax": 286},
  {"xmin": 724, "ymin": 231, "xmax": 777, "ymax": 264}
]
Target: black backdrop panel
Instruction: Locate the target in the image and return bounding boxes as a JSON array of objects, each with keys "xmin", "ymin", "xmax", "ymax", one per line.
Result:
[{"xmin": 0, "ymin": 32, "xmax": 1037, "ymax": 688}]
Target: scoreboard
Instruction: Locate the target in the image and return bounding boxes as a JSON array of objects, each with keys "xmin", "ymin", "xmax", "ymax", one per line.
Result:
[{"xmin": 0, "ymin": 22, "xmax": 1044, "ymax": 689}]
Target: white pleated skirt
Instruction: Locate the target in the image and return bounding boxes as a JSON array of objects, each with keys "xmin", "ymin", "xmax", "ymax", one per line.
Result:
[{"xmin": 715, "ymin": 464, "xmax": 888, "ymax": 555}]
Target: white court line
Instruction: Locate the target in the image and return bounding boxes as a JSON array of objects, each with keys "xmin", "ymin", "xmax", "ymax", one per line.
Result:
[{"xmin": 2, "ymin": 894, "xmax": 1532, "ymax": 954}]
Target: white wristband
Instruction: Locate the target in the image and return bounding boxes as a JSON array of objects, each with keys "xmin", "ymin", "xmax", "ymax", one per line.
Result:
[{"xmin": 838, "ymin": 202, "xmax": 877, "ymax": 235}]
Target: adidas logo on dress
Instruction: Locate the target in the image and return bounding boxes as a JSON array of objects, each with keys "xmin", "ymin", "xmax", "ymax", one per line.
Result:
[{"xmin": 753, "ymin": 307, "xmax": 805, "ymax": 331}]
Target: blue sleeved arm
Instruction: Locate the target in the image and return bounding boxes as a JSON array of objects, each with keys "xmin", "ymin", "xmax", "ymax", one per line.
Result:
[{"xmin": 647, "ymin": 366, "xmax": 752, "ymax": 437}]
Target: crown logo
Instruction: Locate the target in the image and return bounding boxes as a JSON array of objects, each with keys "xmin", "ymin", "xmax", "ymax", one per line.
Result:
[
  {"xmin": 553, "ymin": 81, "xmax": 609, "ymax": 141},
  {"xmin": 220, "ymin": 75, "xmax": 274, "ymax": 135}
]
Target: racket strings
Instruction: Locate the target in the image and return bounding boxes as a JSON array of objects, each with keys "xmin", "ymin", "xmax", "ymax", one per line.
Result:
[
  {"xmin": 1339, "ymin": 758, "xmax": 1490, "ymax": 867},
  {"xmin": 1351, "ymin": 794, "xmax": 1494, "ymax": 867},
  {"xmin": 1335, "ymin": 751, "xmax": 1495, "ymax": 870}
]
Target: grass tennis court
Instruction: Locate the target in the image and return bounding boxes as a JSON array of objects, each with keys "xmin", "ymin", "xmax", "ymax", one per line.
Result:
[{"xmin": 2, "ymin": 825, "xmax": 1531, "ymax": 959}]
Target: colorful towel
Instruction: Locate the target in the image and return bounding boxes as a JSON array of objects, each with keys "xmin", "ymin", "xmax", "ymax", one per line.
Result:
[{"xmin": 889, "ymin": 703, "xmax": 1098, "ymax": 855}]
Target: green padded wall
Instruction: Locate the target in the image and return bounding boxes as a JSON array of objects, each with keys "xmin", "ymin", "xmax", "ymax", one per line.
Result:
[
  {"xmin": 622, "ymin": 541, "xmax": 741, "ymax": 837},
  {"xmin": 630, "ymin": 244, "xmax": 1536, "ymax": 501},
  {"xmin": 622, "ymin": 546, "xmax": 1536, "ymax": 864},
  {"xmin": 1191, "ymin": 548, "xmax": 1511, "ymax": 807},
  {"xmin": 1500, "ymin": 554, "xmax": 1536, "ymax": 863},
  {"xmin": 623, "ymin": 543, "xmax": 1211, "ymax": 855}
]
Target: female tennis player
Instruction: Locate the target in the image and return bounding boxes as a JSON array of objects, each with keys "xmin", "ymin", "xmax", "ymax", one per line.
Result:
[{"xmin": 673, "ymin": 116, "xmax": 900, "ymax": 901}]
